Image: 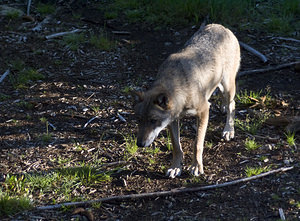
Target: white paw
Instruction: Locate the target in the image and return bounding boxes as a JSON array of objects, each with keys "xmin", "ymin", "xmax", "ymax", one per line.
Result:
[
  {"xmin": 222, "ymin": 128, "xmax": 234, "ymax": 141},
  {"xmin": 166, "ymin": 167, "xmax": 182, "ymax": 178},
  {"xmin": 188, "ymin": 163, "xmax": 204, "ymax": 176}
]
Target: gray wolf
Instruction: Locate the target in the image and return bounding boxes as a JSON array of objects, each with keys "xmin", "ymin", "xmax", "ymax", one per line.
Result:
[{"xmin": 134, "ymin": 24, "xmax": 240, "ymax": 178}]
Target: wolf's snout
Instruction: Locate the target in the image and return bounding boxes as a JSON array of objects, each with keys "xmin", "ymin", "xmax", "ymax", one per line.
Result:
[{"xmin": 136, "ymin": 140, "xmax": 145, "ymax": 147}]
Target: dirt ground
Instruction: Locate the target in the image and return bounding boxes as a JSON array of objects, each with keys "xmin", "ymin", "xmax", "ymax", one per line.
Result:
[{"xmin": 0, "ymin": 1, "xmax": 299, "ymax": 220}]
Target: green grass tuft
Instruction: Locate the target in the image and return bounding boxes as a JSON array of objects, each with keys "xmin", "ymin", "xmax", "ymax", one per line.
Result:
[
  {"xmin": 10, "ymin": 67, "xmax": 44, "ymax": 89},
  {"xmin": 245, "ymin": 166, "xmax": 270, "ymax": 177},
  {"xmin": 285, "ymin": 131, "xmax": 296, "ymax": 147},
  {"xmin": 63, "ymin": 33, "xmax": 85, "ymax": 51},
  {"xmin": 244, "ymin": 138, "xmax": 259, "ymax": 151},
  {"xmin": 90, "ymin": 34, "xmax": 114, "ymax": 51},
  {"xmin": 123, "ymin": 134, "xmax": 138, "ymax": 160},
  {"xmin": 36, "ymin": 3, "xmax": 56, "ymax": 15},
  {"xmin": 0, "ymin": 194, "xmax": 32, "ymax": 217},
  {"xmin": 105, "ymin": 0, "xmax": 299, "ymax": 34}
]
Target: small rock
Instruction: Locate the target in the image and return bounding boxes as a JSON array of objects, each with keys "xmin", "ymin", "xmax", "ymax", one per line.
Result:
[{"xmin": 164, "ymin": 42, "xmax": 172, "ymax": 46}]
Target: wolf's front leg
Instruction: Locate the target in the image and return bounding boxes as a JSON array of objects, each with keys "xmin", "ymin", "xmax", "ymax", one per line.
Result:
[
  {"xmin": 166, "ymin": 119, "xmax": 183, "ymax": 178},
  {"xmin": 189, "ymin": 103, "xmax": 210, "ymax": 176}
]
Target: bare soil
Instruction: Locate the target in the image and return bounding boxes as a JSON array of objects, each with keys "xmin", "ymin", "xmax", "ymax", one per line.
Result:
[{"xmin": 0, "ymin": 1, "xmax": 299, "ymax": 220}]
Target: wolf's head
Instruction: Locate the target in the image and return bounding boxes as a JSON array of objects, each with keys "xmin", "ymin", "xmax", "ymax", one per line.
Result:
[{"xmin": 134, "ymin": 91, "xmax": 172, "ymax": 147}]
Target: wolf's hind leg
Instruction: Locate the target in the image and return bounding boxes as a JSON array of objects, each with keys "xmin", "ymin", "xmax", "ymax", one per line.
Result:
[{"xmin": 221, "ymin": 81, "xmax": 236, "ymax": 141}]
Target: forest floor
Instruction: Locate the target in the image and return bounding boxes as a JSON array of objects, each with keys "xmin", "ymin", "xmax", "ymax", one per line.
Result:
[{"xmin": 0, "ymin": 1, "xmax": 299, "ymax": 220}]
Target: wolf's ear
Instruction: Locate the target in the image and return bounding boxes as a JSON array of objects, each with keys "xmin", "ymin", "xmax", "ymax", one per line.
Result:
[
  {"xmin": 132, "ymin": 91, "xmax": 144, "ymax": 103},
  {"xmin": 155, "ymin": 93, "xmax": 170, "ymax": 109}
]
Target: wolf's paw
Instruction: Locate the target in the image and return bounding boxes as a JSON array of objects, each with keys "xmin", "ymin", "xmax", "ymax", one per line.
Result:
[
  {"xmin": 166, "ymin": 167, "xmax": 182, "ymax": 178},
  {"xmin": 188, "ymin": 163, "xmax": 204, "ymax": 176},
  {"xmin": 222, "ymin": 128, "xmax": 234, "ymax": 141}
]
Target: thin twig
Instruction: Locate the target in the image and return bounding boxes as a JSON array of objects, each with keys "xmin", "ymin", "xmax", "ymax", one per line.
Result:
[
  {"xmin": 239, "ymin": 41, "xmax": 268, "ymax": 63},
  {"xmin": 83, "ymin": 116, "xmax": 99, "ymax": 128},
  {"xmin": 48, "ymin": 122, "xmax": 56, "ymax": 130},
  {"xmin": 45, "ymin": 29, "xmax": 81, "ymax": 40},
  {"xmin": 279, "ymin": 208, "xmax": 286, "ymax": 220},
  {"xmin": 36, "ymin": 166, "xmax": 294, "ymax": 210},
  {"xmin": 117, "ymin": 113, "xmax": 126, "ymax": 122},
  {"xmin": 0, "ymin": 69, "xmax": 10, "ymax": 84},
  {"xmin": 27, "ymin": 0, "xmax": 32, "ymax": 15},
  {"xmin": 238, "ymin": 61, "xmax": 300, "ymax": 77},
  {"xmin": 100, "ymin": 161, "xmax": 128, "ymax": 168}
]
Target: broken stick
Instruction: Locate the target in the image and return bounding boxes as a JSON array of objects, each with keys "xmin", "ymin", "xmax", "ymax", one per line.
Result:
[
  {"xmin": 36, "ymin": 166, "xmax": 293, "ymax": 210},
  {"xmin": 239, "ymin": 41, "xmax": 268, "ymax": 63},
  {"xmin": 45, "ymin": 29, "xmax": 82, "ymax": 40},
  {"xmin": 0, "ymin": 69, "xmax": 10, "ymax": 84},
  {"xmin": 238, "ymin": 61, "xmax": 300, "ymax": 77}
]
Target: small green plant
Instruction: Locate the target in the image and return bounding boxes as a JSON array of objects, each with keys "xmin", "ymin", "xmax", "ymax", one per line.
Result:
[
  {"xmin": 271, "ymin": 193, "xmax": 281, "ymax": 201},
  {"xmin": 63, "ymin": 33, "xmax": 85, "ymax": 51},
  {"xmin": 36, "ymin": 3, "xmax": 55, "ymax": 15},
  {"xmin": 236, "ymin": 90, "xmax": 263, "ymax": 106},
  {"xmin": 72, "ymin": 13, "xmax": 82, "ymax": 20},
  {"xmin": 123, "ymin": 134, "xmax": 138, "ymax": 160},
  {"xmin": 235, "ymin": 113, "xmax": 268, "ymax": 135},
  {"xmin": 5, "ymin": 9, "xmax": 22, "ymax": 20},
  {"xmin": 285, "ymin": 131, "xmax": 296, "ymax": 147},
  {"xmin": 9, "ymin": 63, "xmax": 44, "ymax": 89},
  {"xmin": 122, "ymin": 86, "xmax": 132, "ymax": 94},
  {"xmin": 0, "ymin": 194, "xmax": 32, "ymax": 217},
  {"xmin": 184, "ymin": 176, "xmax": 204, "ymax": 186},
  {"xmin": 90, "ymin": 34, "xmax": 114, "ymax": 51},
  {"xmin": 245, "ymin": 166, "xmax": 270, "ymax": 177},
  {"xmin": 104, "ymin": 11, "xmax": 118, "ymax": 19},
  {"xmin": 206, "ymin": 141, "xmax": 213, "ymax": 149},
  {"xmin": 16, "ymin": 101, "xmax": 33, "ymax": 110},
  {"xmin": 92, "ymin": 202, "xmax": 102, "ymax": 209},
  {"xmin": 91, "ymin": 106, "xmax": 100, "ymax": 115},
  {"xmin": 40, "ymin": 117, "xmax": 51, "ymax": 142},
  {"xmin": 145, "ymin": 146, "xmax": 160, "ymax": 155},
  {"xmin": 0, "ymin": 93, "xmax": 11, "ymax": 101},
  {"xmin": 164, "ymin": 130, "xmax": 173, "ymax": 151},
  {"xmin": 149, "ymin": 158, "xmax": 156, "ymax": 165},
  {"xmin": 244, "ymin": 138, "xmax": 259, "ymax": 151},
  {"xmin": 259, "ymin": 156, "xmax": 269, "ymax": 162},
  {"xmin": 3, "ymin": 174, "xmax": 27, "ymax": 193}
]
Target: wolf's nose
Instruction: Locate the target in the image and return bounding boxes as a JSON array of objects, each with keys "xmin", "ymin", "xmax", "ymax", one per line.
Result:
[{"xmin": 136, "ymin": 140, "xmax": 144, "ymax": 147}]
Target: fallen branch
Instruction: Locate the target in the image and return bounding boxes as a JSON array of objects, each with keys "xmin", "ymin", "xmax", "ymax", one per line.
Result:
[
  {"xmin": 45, "ymin": 29, "xmax": 81, "ymax": 40},
  {"xmin": 36, "ymin": 166, "xmax": 293, "ymax": 210},
  {"xmin": 0, "ymin": 69, "xmax": 10, "ymax": 84},
  {"xmin": 238, "ymin": 61, "xmax": 300, "ymax": 77},
  {"xmin": 112, "ymin": 31, "xmax": 131, "ymax": 35},
  {"xmin": 272, "ymin": 37, "xmax": 300, "ymax": 44},
  {"xmin": 239, "ymin": 41, "xmax": 268, "ymax": 63}
]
